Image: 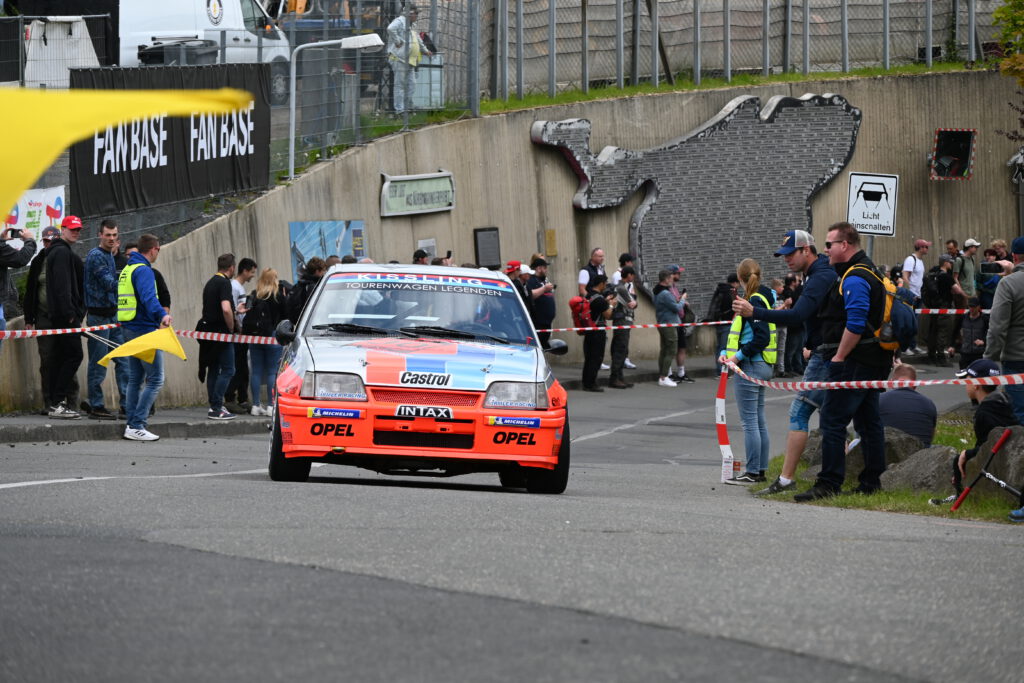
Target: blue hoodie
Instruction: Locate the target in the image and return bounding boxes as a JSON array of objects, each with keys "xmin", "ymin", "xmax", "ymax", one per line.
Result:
[
  {"xmin": 121, "ymin": 250, "xmax": 166, "ymax": 333},
  {"xmin": 750, "ymin": 254, "xmax": 837, "ymax": 353}
]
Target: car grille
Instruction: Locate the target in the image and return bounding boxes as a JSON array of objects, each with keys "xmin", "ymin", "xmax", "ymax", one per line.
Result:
[
  {"xmin": 371, "ymin": 389, "xmax": 480, "ymax": 407},
  {"xmin": 373, "ymin": 431, "xmax": 474, "ymax": 449}
]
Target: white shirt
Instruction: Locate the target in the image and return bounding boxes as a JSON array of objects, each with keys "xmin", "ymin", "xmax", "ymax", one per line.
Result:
[
  {"xmin": 231, "ymin": 278, "xmax": 247, "ymax": 325},
  {"xmin": 902, "ymin": 254, "xmax": 925, "ymax": 296}
]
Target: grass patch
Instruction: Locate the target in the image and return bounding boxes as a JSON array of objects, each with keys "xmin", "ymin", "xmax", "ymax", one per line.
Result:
[{"xmin": 932, "ymin": 419, "xmax": 974, "ymax": 450}]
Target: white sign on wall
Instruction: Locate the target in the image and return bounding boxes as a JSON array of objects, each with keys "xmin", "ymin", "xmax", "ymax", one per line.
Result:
[{"xmin": 847, "ymin": 172, "xmax": 898, "ymax": 237}]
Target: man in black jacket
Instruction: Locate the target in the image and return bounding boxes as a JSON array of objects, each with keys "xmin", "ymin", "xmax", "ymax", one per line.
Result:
[
  {"xmin": 951, "ymin": 359, "xmax": 1019, "ymax": 492},
  {"xmin": 44, "ymin": 215, "xmax": 86, "ymax": 419},
  {"xmin": 795, "ymin": 222, "xmax": 894, "ymax": 501},
  {"xmin": 286, "ymin": 257, "xmax": 327, "ymax": 325},
  {"xmin": 0, "ymin": 225, "xmax": 36, "ymax": 355}
]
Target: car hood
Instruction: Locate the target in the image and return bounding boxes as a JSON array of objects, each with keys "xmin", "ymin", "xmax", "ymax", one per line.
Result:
[{"xmin": 305, "ymin": 336, "xmax": 543, "ymax": 390}]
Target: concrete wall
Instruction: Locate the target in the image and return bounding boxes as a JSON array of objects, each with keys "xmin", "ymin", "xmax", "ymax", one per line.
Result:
[{"xmin": 1, "ymin": 69, "xmax": 1017, "ymax": 410}]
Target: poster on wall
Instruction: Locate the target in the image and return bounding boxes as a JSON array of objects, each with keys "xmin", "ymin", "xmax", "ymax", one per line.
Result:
[
  {"xmin": 4, "ymin": 185, "xmax": 65, "ymax": 260},
  {"xmin": 69, "ymin": 64, "xmax": 270, "ymax": 217},
  {"xmin": 289, "ymin": 220, "xmax": 366, "ymax": 282}
]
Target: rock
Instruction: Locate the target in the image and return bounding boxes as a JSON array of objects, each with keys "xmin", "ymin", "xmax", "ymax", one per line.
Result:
[
  {"xmin": 961, "ymin": 425, "xmax": 1024, "ymax": 502},
  {"xmin": 880, "ymin": 445, "xmax": 958, "ymax": 492},
  {"xmin": 801, "ymin": 427, "xmax": 924, "ymax": 486}
]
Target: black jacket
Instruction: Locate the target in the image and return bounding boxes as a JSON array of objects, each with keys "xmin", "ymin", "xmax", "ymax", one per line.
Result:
[
  {"xmin": 44, "ymin": 238, "xmax": 85, "ymax": 325},
  {"xmin": 286, "ymin": 273, "xmax": 321, "ymax": 324},
  {"xmin": 964, "ymin": 390, "xmax": 1019, "ymax": 462},
  {"xmin": 704, "ymin": 281, "xmax": 735, "ymax": 322},
  {"xmin": 0, "ymin": 236, "xmax": 36, "ymax": 308},
  {"xmin": 819, "ymin": 250, "xmax": 892, "ymax": 368},
  {"xmin": 23, "ymin": 243, "xmax": 49, "ymax": 325}
]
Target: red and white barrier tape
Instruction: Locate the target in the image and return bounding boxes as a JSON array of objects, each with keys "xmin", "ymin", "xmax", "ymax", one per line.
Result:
[
  {"xmin": 722, "ymin": 359, "xmax": 1024, "ymax": 391},
  {"xmin": 917, "ymin": 308, "xmax": 990, "ymax": 315},
  {"xmin": 0, "ymin": 323, "xmax": 120, "ymax": 339},
  {"xmin": 538, "ymin": 320, "xmax": 729, "ymax": 333}
]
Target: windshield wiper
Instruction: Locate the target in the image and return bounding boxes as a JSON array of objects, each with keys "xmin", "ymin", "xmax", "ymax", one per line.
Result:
[
  {"xmin": 400, "ymin": 325, "xmax": 510, "ymax": 344},
  {"xmin": 312, "ymin": 323, "xmax": 413, "ymax": 337}
]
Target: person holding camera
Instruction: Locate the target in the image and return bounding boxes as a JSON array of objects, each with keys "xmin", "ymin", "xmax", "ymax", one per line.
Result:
[
  {"xmin": 609, "ymin": 265, "xmax": 637, "ymax": 389},
  {"xmin": 581, "ymin": 274, "xmax": 614, "ymax": 392},
  {"xmin": 0, "ymin": 225, "xmax": 37, "ymax": 355},
  {"xmin": 527, "ymin": 257, "xmax": 556, "ymax": 348}
]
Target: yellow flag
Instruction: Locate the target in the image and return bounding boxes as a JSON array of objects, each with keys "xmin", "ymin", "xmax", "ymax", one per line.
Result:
[
  {"xmin": 98, "ymin": 326, "xmax": 187, "ymax": 368},
  {"xmin": 1, "ymin": 87, "xmax": 253, "ymax": 216}
]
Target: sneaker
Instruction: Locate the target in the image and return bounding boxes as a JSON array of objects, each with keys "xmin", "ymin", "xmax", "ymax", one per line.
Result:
[
  {"xmin": 89, "ymin": 406, "xmax": 116, "ymax": 420},
  {"xmin": 755, "ymin": 477, "xmax": 797, "ymax": 496},
  {"xmin": 48, "ymin": 402, "xmax": 81, "ymax": 420},
  {"xmin": 79, "ymin": 401, "xmax": 93, "ymax": 415},
  {"xmin": 208, "ymin": 407, "xmax": 237, "ymax": 420},
  {"xmin": 727, "ymin": 472, "xmax": 762, "ymax": 485},
  {"xmin": 658, "ymin": 377, "xmax": 677, "ymax": 387},
  {"xmin": 667, "ymin": 373, "xmax": 682, "ymax": 382},
  {"xmin": 123, "ymin": 427, "xmax": 159, "ymax": 442},
  {"xmin": 600, "ymin": 363, "xmax": 610, "ymax": 370},
  {"xmin": 250, "ymin": 405, "xmax": 267, "ymax": 416},
  {"xmin": 1008, "ymin": 507, "xmax": 1024, "ymax": 522},
  {"xmin": 677, "ymin": 374, "xmax": 696, "ymax": 383},
  {"xmin": 793, "ymin": 484, "xmax": 839, "ymax": 502},
  {"xmin": 624, "ymin": 359, "xmax": 637, "ymax": 369},
  {"xmin": 265, "ymin": 405, "xmax": 275, "ymax": 417}
]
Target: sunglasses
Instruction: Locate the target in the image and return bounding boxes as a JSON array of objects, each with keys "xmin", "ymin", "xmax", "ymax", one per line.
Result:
[{"xmin": 824, "ymin": 240, "xmax": 847, "ymax": 249}]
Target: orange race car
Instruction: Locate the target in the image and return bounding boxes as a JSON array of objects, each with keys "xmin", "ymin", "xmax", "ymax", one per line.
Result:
[{"xmin": 269, "ymin": 264, "xmax": 571, "ymax": 493}]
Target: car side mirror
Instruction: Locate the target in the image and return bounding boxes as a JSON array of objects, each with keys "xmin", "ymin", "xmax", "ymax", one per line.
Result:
[
  {"xmin": 544, "ymin": 338, "xmax": 568, "ymax": 356},
  {"xmin": 275, "ymin": 319, "xmax": 296, "ymax": 345}
]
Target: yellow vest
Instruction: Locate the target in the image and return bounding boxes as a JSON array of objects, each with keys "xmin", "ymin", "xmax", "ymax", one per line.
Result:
[
  {"xmin": 726, "ymin": 291, "xmax": 777, "ymax": 364},
  {"xmin": 117, "ymin": 263, "xmax": 152, "ymax": 322}
]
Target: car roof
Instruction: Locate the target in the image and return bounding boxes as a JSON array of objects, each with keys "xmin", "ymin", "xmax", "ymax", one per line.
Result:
[{"xmin": 323, "ymin": 263, "xmax": 513, "ymax": 283}]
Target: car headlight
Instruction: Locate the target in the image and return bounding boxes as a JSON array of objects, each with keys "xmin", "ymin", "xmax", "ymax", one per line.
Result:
[
  {"xmin": 483, "ymin": 382, "xmax": 548, "ymax": 410},
  {"xmin": 300, "ymin": 372, "xmax": 368, "ymax": 401}
]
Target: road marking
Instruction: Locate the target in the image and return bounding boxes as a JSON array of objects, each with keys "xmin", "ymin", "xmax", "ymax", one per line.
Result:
[
  {"xmin": 572, "ymin": 395, "xmax": 790, "ymax": 443},
  {"xmin": 0, "ymin": 463, "xmax": 332, "ymax": 492},
  {"xmin": 0, "ymin": 476, "xmax": 114, "ymax": 490}
]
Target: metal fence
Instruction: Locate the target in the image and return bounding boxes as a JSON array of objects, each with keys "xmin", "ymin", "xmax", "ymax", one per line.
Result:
[{"xmin": 0, "ymin": 1, "xmax": 1004, "ymax": 195}]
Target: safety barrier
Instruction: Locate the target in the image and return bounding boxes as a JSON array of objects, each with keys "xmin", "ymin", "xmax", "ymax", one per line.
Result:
[{"xmin": 0, "ymin": 325, "xmax": 279, "ymax": 345}]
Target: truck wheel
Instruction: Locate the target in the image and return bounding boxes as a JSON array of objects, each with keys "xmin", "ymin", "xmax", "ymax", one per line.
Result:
[
  {"xmin": 525, "ymin": 422, "xmax": 570, "ymax": 494},
  {"xmin": 268, "ymin": 405, "xmax": 310, "ymax": 482},
  {"xmin": 270, "ymin": 62, "xmax": 289, "ymax": 106}
]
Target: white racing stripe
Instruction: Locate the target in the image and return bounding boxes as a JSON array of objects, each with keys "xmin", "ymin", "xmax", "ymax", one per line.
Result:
[{"xmin": 0, "ymin": 465, "xmax": 332, "ymax": 492}]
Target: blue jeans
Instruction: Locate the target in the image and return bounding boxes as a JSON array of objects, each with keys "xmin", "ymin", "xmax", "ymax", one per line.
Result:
[
  {"xmin": 86, "ymin": 313, "xmax": 129, "ymax": 411},
  {"xmin": 1001, "ymin": 360, "xmax": 1024, "ymax": 426},
  {"xmin": 788, "ymin": 351, "xmax": 828, "ymax": 432},
  {"xmin": 734, "ymin": 359, "xmax": 773, "ymax": 474},
  {"xmin": 124, "ymin": 327, "xmax": 164, "ymax": 430},
  {"xmin": 249, "ymin": 343, "xmax": 283, "ymax": 407},
  {"xmin": 207, "ymin": 343, "xmax": 235, "ymax": 410},
  {"xmin": 818, "ymin": 358, "xmax": 889, "ymax": 491}
]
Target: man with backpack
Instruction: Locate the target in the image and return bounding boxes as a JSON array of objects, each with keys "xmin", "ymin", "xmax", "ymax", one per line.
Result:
[
  {"xmin": 795, "ymin": 222, "xmax": 896, "ymax": 501},
  {"xmin": 919, "ymin": 254, "xmax": 955, "ymax": 366},
  {"xmin": 580, "ymin": 275, "xmax": 614, "ymax": 392}
]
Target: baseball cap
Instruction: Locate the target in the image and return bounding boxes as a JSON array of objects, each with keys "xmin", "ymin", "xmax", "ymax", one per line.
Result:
[
  {"xmin": 61, "ymin": 215, "xmax": 82, "ymax": 229},
  {"xmin": 774, "ymin": 230, "xmax": 814, "ymax": 256},
  {"xmin": 664, "ymin": 264, "xmax": 682, "ymax": 274},
  {"xmin": 519, "ymin": 264, "xmax": 535, "ymax": 276},
  {"xmin": 412, "ymin": 248, "xmax": 429, "ymax": 261},
  {"xmin": 41, "ymin": 226, "xmax": 59, "ymax": 241},
  {"xmin": 914, "ymin": 239, "xmax": 932, "ymax": 249},
  {"xmin": 964, "ymin": 238, "xmax": 981, "ymax": 248},
  {"xmin": 530, "ymin": 257, "xmax": 548, "ymax": 269},
  {"xmin": 956, "ymin": 358, "xmax": 1001, "ymax": 379},
  {"xmin": 968, "ymin": 296, "xmax": 981, "ymax": 307},
  {"xmin": 938, "ymin": 254, "xmax": 955, "ymax": 264},
  {"xmin": 505, "ymin": 259, "xmax": 522, "ymax": 274},
  {"xmin": 1012, "ymin": 236, "xmax": 1024, "ymax": 255}
]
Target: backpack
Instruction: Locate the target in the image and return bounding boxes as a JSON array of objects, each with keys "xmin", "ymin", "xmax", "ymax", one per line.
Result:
[
  {"xmin": 242, "ymin": 292, "xmax": 275, "ymax": 336},
  {"xmin": 840, "ymin": 265, "xmax": 918, "ymax": 352},
  {"xmin": 568, "ymin": 295, "xmax": 595, "ymax": 336},
  {"xmin": 920, "ymin": 266, "xmax": 942, "ymax": 307}
]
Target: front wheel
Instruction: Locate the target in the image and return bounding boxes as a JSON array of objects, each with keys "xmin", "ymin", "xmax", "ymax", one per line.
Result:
[
  {"xmin": 268, "ymin": 404, "xmax": 310, "ymax": 482},
  {"xmin": 525, "ymin": 421, "xmax": 570, "ymax": 494},
  {"xmin": 270, "ymin": 61, "xmax": 290, "ymax": 106}
]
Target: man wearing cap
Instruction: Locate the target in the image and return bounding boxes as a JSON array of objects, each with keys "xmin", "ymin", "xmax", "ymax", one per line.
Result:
[
  {"xmin": 83, "ymin": 219, "xmax": 128, "ymax": 419},
  {"xmin": 508, "ymin": 261, "xmax": 534, "ymax": 314},
  {"xmin": 950, "ymin": 359, "xmax": 1018, "ymax": 494},
  {"xmin": 526, "ymin": 257, "xmax": 556, "ymax": 348},
  {"xmin": 412, "ymin": 249, "xmax": 429, "ymax": 265},
  {"xmin": 985, "ymin": 236, "xmax": 1024, "ymax": 425},
  {"xmin": 24, "ymin": 226, "xmax": 78, "ymax": 414},
  {"xmin": 43, "ymin": 215, "xmax": 86, "ymax": 419},
  {"xmin": 0, "ymin": 223, "xmax": 37, "ymax": 356},
  {"xmin": 733, "ymin": 229, "xmax": 838, "ymax": 495},
  {"xmin": 795, "ymin": 222, "xmax": 893, "ymax": 501},
  {"xmin": 952, "ymin": 238, "xmax": 980, "ymax": 308}
]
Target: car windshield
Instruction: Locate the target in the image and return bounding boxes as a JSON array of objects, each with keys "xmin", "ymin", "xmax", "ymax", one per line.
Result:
[{"xmin": 304, "ymin": 272, "xmax": 536, "ymax": 345}]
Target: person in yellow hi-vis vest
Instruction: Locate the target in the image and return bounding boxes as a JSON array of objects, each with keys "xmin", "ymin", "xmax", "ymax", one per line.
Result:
[
  {"xmin": 719, "ymin": 258, "xmax": 777, "ymax": 485},
  {"xmin": 387, "ymin": 2, "xmax": 431, "ymax": 114},
  {"xmin": 118, "ymin": 234, "xmax": 172, "ymax": 442}
]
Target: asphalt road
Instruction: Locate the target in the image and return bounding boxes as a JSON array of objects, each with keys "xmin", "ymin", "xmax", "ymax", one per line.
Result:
[{"xmin": 1, "ymin": 378, "xmax": 1019, "ymax": 683}]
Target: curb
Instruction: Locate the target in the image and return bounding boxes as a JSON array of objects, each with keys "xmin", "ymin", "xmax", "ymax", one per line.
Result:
[{"xmin": 2, "ymin": 417, "xmax": 272, "ymax": 445}]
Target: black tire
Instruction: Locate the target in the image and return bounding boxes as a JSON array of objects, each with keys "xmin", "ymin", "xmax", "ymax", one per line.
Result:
[
  {"xmin": 525, "ymin": 420, "xmax": 570, "ymax": 494},
  {"xmin": 498, "ymin": 468, "xmax": 527, "ymax": 489},
  {"xmin": 268, "ymin": 405, "xmax": 310, "ymax": 482},
  {"xmin": 270, "ymin": 61, "xmax": 289, "ymax": 106}
]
